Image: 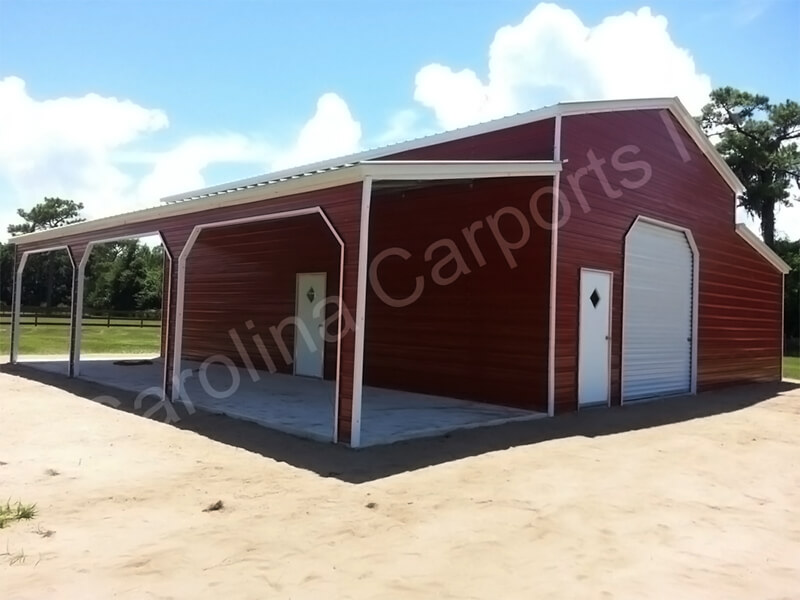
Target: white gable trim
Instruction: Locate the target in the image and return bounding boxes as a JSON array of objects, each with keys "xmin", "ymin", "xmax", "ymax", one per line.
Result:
[{"xmin": 735, "ymin": 224, "xmax": 791, "ymax": 274}]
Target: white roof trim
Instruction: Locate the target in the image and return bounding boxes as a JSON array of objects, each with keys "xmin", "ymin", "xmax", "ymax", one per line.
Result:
[
  {"xmin": 362, "ymin": 159, "xmax": 561, "ymax": 180},
  {"xmin": 8, "ymin": 160, "xmax": 560, "ymax": 245},
  {"xmin": 735, "ymin": 224, "xmax": 791, "ymax": 274},
  {"xmin": 161, "ymin": 96, "xmax": 744, "ymax": 204}
]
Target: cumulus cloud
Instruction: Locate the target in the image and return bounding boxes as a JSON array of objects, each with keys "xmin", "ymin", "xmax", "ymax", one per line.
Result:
[
  {"xmin": 414, "ymin": 3, "xmax": 712, "ymax": 129},
  {"xmin": 135, "ymin": 134, "xmax": 273, "ymax": 201},
  {"xmin": 0, "ymin": 79, "xmax": 363, "ymax": 231},
  {"xmin": 0, "ymin": 75, "xmax": 168, "ymax": 226},
  {"xmin": 271, "ymin": 93, "xmax": 362, "ymax": 170}
]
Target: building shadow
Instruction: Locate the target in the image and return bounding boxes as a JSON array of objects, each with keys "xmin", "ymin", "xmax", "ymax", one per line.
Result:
[{"xmin": 3, "ymin": 362, "xmax": 797, "ymax": 484}]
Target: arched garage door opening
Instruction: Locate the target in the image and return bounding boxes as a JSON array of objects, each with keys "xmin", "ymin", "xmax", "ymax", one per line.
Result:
[
  {"xmin": 172, "ymin": 210, "xmax": 344, "ymax": 442},
  {"xmin": 622, "ymin": 218, "xmax": 697, "ymax": 402}
]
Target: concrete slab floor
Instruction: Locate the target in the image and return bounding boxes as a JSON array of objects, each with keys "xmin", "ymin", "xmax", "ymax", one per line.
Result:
[{"xmin": 17, "ymin": 356, "xmax": 545, "ymax": 446}]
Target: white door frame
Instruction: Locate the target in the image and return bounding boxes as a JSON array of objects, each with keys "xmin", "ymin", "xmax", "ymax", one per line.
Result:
[
  {"xmin": 621, "ymin": 215, "xmax": 699, "ymax": 404},
  {"xmin": 293, "ymin": 271, "xmax": 327, "ymax": 378},
  {"xmin": 578, "ymin": 268, "xmax": 613, "ymax": 408}
]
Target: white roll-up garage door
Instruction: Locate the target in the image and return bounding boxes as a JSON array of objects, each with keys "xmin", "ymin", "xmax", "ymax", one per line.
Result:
[{"xmin": 623, "ymin": 220, "xmax": 694, "ymax": 401}]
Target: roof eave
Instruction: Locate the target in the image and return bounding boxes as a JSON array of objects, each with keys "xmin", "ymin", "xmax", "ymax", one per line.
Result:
[
  {"xmin": 7, "ymin": 166, "xmax": 366, "ymax": 246},
  {"xmin": 8, "ymin": 160, "xmax": 561, "ymax": 246}
]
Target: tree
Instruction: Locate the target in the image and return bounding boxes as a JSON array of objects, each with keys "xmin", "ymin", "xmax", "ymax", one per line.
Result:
[
  {"xmin": 0, "ymin": 242, "xmax": 12, "ymax": 308},
  {"xmin": 84, "ymin": 241, "xmax": 163, "ymax": 312},
  {"xmin": 7, "ymin": 197, "xmax": 85, "ymax": 235},
  {"xmin": 7, "ymin": 197, "xmax": 85, "ymax": 307},
  {"xmin": 700, "ymin": 87, "xmax": 800, "ymax": 247},
  {"xmin": 774, "ymin": 239, "xmax": 800, "ymax": 353}
]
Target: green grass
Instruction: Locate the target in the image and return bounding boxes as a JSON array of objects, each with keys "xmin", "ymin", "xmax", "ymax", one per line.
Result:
[
  {"xmin": 785, "ymin": 355, "xmax": 800, "ymax": 380},
  {"xmin": 0, "ymin": 501, "xmax": 37, "ymax": 529},
  {"xmin": 0, "ymin": 323, "xmax": 160, "ymax": 356}
]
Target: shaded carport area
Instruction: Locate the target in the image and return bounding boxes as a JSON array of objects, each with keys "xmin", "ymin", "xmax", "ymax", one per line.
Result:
[
  {"xmin": 355, "ymin": 174, "xmax": 557, "ymax": 444},
  {"xmin": 18, "ymin": 209, "xmax": 348, "ymax": 443},
  {"xmin": 170, "ymin": 209, "xmax": 345, "ymax": 441}
]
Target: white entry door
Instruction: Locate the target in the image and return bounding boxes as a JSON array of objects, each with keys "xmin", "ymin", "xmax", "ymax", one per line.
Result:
[
  {"xmin": 578, "ymin": 269, "xmax": 612, "ymax": 407},
  {"xmin": 294, "ymin": 272, "xmax": 327, "ymax": 378}
]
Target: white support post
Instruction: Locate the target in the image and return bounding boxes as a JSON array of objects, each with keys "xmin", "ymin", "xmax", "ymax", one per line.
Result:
[
  {"xmin": 10, "ymin": 253, "xmax": 28, "ymax": 364},
  {"xmin": 350, "ymin": 177, "xmax": 373, "ymax": 447},
  {"xmin": 547, "ymin": 115, "xmax": 562, "ymax": 418},
  {"xmin": 170, "ymin": 248, "xmax": 190, "ymax": 402},
  {"xmin": 72, "ymin": 251, "xmax": 90, "ymax": 377},
  {"xmin": 159, "ymin": 242, "xmax": 173, "ymax": 400},
  {"xmin": 65, "ymin": 248, "xmax": 78, "ymax": 378}
]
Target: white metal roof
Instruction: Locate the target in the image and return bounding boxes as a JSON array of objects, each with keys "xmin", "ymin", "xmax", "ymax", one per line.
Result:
[{"xmin": 161, "ymin": 96, "xmax": 745, "ymax": 204}]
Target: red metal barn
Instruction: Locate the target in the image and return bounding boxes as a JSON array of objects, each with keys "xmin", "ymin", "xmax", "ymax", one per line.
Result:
[{"xmin": 7, "ymin": 98, "xmax": 789, "ymax": 447}]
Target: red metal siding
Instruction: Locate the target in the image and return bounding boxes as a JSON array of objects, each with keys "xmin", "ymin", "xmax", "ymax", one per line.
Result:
[
  {"xmin": 385, "ymin": 117, "xmax": 555, "ymax": 161},
  {"xmin": 696, "ymin": 233, "xmax": 784, "ymax": 389},
  {"xmin": 365, "ymin": 177, "xmax": 552, "ymax": 411},
  {"xmin": 555, "ymin": 109, "xmax": 783, "ymax": 412},
  {"xmin": 181, "ymin": 214, "xmax": 340, "ymax": 380}
]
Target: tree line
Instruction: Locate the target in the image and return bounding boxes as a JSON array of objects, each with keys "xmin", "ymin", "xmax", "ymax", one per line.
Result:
[{"xmin": 0, "ymin": 197, "xmax": 164, "ymax": 314}]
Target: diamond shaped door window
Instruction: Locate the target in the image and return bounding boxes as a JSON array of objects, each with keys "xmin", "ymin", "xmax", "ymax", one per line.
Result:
[
  {"xmin": 590, "ymin": 289, "xmax": 600, "ymax": 308},
  {"xmin": 306, "ymin": 287, "xmax": 316, "ymax": 303}
]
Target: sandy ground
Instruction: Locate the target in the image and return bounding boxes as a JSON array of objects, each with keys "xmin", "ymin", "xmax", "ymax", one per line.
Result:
[{"xmin": 1, "ymin": 366, "xmax": 799, "ymax": 599}]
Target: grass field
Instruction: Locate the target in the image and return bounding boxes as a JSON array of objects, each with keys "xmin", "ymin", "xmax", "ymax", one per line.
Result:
[
  {"xmin": 0, "ymin": 322, "xmax": 161, "ymax": 356},
  {"xmin": 785, "ymin": 355, "xmax": 800, "ymax": 380}
]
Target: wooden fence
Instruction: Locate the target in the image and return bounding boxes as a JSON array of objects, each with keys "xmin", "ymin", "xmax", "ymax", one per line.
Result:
[{"xmin": 0, "ymin": 306, "xmax": 161, "ymax": 328}]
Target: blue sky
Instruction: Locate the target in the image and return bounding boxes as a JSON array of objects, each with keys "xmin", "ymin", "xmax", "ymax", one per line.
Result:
[{"xmin": 1, "ymin": 0, "xmax": 799, "ymax": 236}]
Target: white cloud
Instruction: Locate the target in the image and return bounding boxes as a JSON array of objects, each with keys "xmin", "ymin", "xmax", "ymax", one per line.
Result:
[
  {"xmin": 0, "ymin": 79, "xmax": 363, "ymax": 232},
  {"xmin": 0, "ymin": 76, "xmax": 168, "ymax": 227},
  {"xmin": 271, "ymin": 93, "xmax": 362, "ymax": 170},
  {"xmin": 414, "ymin": 3, "xmax": 712, "ymax": 130},
  {"xmin": 374, "ymin": 109, "xmax": 430, "ymax": 147},
  {"xmin": 141, "ymin": 93, "xmax": 361, "ymax": 202},
  {"xmin": 136, "ymin": 134, "xmax": 273, "ymax": 201}
]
